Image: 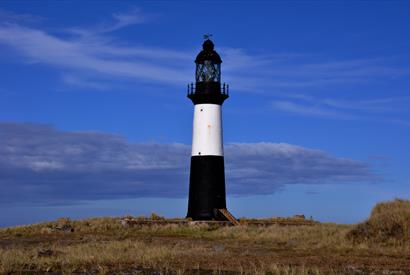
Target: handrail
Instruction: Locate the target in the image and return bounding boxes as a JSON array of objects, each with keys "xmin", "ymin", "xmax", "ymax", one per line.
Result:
[{"xmin": 187, "ymin": 82, "xmax": 229, "ymax": 95}]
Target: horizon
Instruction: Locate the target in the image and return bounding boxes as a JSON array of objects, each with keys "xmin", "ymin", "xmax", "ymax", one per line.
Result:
[{"xmin": 1, "ymin": 1, "xmax": 410, "ymax": 227}]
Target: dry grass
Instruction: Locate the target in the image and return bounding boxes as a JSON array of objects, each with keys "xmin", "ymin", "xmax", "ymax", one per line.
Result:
[
  {"xmin": 0, "ymin": 240, "xmax": 179, "ymax": 274},
  {"xmin": 0, "ymin": 239, "xmax": 356, "ymax": 275},
  {"xmin": 347, "ymin": 198, "xmax": 410, "ymax": 244},
  {"xmin": 1, "ymin": 200, "xmax": 410, "ymax": 274}
]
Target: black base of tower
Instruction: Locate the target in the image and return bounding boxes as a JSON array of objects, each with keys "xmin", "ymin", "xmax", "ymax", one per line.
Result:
[{"xmin": 186, "ymin": 156, "xmax": 227, "ymax": 220}]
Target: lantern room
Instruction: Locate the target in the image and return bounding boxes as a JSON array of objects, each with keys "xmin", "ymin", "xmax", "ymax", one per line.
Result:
[
  {"xmin": 195, "ymin": 39, "xmax": 222, "ymax": 83},
  {"xmin": 187, "ymin": 38, "xmax": 228, "ymax": 105}
]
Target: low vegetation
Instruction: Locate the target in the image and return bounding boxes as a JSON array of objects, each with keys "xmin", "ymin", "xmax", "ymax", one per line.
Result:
[
  {"xmin": 1, "ymin": 199, "xmax": 410, "ymax": 274},
  {"xmin": 347, "ymin": 198, "xmax": 410, "ymax": 244}
]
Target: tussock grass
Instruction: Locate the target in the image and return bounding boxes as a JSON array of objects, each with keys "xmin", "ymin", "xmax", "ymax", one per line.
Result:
[{"xmin": 347, "ymin": 198, "xmax": 410, "ymax": 244}]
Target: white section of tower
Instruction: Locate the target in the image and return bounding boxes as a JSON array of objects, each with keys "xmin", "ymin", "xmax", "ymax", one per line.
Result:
[{"xmin": 191, "ymin": 103, "xmax": 224, "ymax": 157}]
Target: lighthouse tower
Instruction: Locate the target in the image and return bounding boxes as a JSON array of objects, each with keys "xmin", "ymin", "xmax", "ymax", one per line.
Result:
[{"xmin": 186, "ymin": 37, "xmax": 229, "ymax": 220}]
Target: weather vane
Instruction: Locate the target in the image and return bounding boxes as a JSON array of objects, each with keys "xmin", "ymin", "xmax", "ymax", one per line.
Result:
[{"xmin": 203, "ymin": 33, "xmax": 213, "ymax": 40}]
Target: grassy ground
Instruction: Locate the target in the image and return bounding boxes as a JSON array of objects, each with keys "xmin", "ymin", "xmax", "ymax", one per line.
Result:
[{"xmin": 1, "ymin": 200, "xmax": 410, "ymax": 274}]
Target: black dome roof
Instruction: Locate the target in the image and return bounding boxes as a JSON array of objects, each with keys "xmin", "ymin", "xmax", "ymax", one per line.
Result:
[{"xmin": 195, "ymin": 39, "xmax": 222, "ymax": 64}]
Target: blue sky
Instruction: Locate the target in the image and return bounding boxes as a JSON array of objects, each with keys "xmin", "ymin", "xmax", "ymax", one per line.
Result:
[{"xmin": 0, "ymin": 1, "xmax": 409, "ymax": 226}]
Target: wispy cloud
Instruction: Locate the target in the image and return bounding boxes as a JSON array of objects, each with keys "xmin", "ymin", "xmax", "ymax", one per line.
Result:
[
  {"xmin": 0, "ymin": 9, "xmax": 43, "ymax": 24},
  {"xmin": 0, "ymin": 9, "xmax": 409, "ymax": 128},
  {"xmin": 67, "ymin": 8, "xmax": 147, "ymax": 36},
  {"xmin": 272, "ymin": 100, "xmax": 352, "ymax": 119},
  {"xmin": 0, "ymin": 23, "xmax": 191, "ymax": 85},
  {"xmin": 289, "ymin": 94, "xmax": 410, "ymax": 113},
  {"xmin": 61, "ymin": 74, "xmax": 110, "ymax": 91},
  {"xmin": 1, "ymin": 10, "xmax": 408, "ymax": 93},
  {"xmin": 223, "ymin": 52, "xmax": 410, "ymax": 92},
  {"xmin": 109, "ymin": 9, "xmax": 146, "ymax": 32},
  {"xmin": 0, "ymin": 122, "xmax": 377, "ymax": 205},
  {"xmin": 271, "ymin": 94, "xmax": 410, "ymax": 125}
]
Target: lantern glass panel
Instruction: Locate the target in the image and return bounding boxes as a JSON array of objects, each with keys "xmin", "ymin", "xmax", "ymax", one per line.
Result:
[{"xmin": 196, "ymin": 61, "xmax": 220, "ymax": 82}]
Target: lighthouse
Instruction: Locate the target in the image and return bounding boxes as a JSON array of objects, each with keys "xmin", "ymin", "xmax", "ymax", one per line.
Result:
[{"xmin": 186, "ymin": 37, "xmax": 230, "ymax": 221}]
